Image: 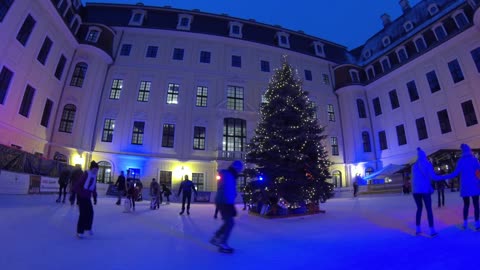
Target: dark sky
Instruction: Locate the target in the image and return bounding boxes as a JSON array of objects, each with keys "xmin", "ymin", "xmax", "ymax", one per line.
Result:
[{"xmin": 82, "ymin": 0, "xmax": 421, "ymax": 49}]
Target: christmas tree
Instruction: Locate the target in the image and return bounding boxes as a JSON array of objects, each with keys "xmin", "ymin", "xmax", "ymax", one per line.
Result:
[{"xmin": 246, "ymin": 57, "xmax": 332, "ymax": 212}]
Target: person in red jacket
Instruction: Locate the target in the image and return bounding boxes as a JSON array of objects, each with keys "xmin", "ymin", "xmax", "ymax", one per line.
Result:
[{"xmin": 73, "ymin": 161, "xmax": 99, "ymax": 238}]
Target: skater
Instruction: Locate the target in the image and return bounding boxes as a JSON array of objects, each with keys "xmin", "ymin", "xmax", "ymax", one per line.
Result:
[
  {"xmin": 443, "ymin": 144, "xmax": 480, "ymax": 230},
  {"xmin": 210, "ymin": 160, "xmax": 243, "ymax": 253},
  {"xmin": 127, "ymin": 180, "xmax": 137, "ymax": 211},
  {"xmin": 115, "ymin": 171, "xmax": 126, "ymax": 205},
  {"xmin": 69, "ymin": 165, "xmax": 83, "ymax": 205},
  {"xmin": 353, "ymin": 176, "xmax": 359, "ymax": 198},
  {"xmin": 411, "ymin": 148, "xmax": 444, "ymax": 237},
  {"xmin": 161, "ymin": 184, "xmax": 171, "ymax": 204},
  {"xmin": 56, "ymin": 169, "xmax": 70, "ymax": 203},
  {"xmin": 72, "ymin": 161, "xmax": 98, "ymax": 238},
  {"xmin": 150, "ymin": 178, "xmax": 160, "ymax": 209},
  {"xmin": 177, "ymin": 175, "xmax": 197, "ymax": 215},
  {"xmin": 436, "ymin": 169, "xmax": 448, "ymax": 208},
  {"xmin": 214, "ymin": 205, "xmax": 219, "ymax": 219}
]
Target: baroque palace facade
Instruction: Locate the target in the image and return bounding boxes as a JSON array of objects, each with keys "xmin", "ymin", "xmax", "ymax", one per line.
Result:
[{"xmin": 0, "ymin": 0, "xmax": 479, "ymax": 191}]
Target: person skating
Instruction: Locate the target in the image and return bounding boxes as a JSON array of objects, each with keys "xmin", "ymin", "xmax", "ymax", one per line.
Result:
[
  {"xmin": 150, "ymin": 178, "xmax": 160, "ymax": 209},
  {"xmin": 436, "ymin": 170, "xmax": 448, "ymax": 208},
  {"xmin": 69, "ymin": 165, "xmax": 83, "ymax": 206},
  {"xmin": 177, "ymin": 175, "xmax": 197, "ymax": 215},
  {"xmin": 56, "ymin": 169, "xmax": 70, "ymax": 203},
  {"xmin": 127, "ymin": 180, "xmax": 137, "ymax": 211},
  {"xmin": 442, "ymin": 144, "xmax": 480, "ymax": 230},
  {"xmin": 161, "ymin": 184, "xmax": 171, "ymax": 204},
  {"xmin": 115, "ymin": 171, "xmax": 126, "ymax": 205},
  {"xmin": 72, "ymin": 161, "xmax": 99, "ymax": 238},
  {"xmin": 210, "ymin": 160, "xmax": 243, "ymax": 253}
]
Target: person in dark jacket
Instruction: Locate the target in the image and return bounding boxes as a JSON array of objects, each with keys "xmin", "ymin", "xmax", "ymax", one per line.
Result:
[
  {"xmin": 178, "ymin": 175, "xmax": 197, "ymax": 215},
  {"xmin": 150, "ymin": 178, "xmax": 160, "ymax": 209},
  {"xmin": 436, "ymin": 169, "xmax": 449, "ymax": 208},
  {"xmin": 161, "ymin": 184, "xmax": 170, "ymax": 204},
  {"xmin": 210, "ymin": 160, "xmax": 243, "ymax": 253},
  {"xmin": 72, "ymin": 161, "xmax": 99, "ymax": 238},
  {"xmin": 69, "ymin": 165, "xmax": 83, "ymax": 206},
  {"xmin": 115, "ymin": 171, "xmax": 126, "ymax": 205},
  {"xmin": 56, "ymin": 169, "xmax": 70, "ymax": 203}
]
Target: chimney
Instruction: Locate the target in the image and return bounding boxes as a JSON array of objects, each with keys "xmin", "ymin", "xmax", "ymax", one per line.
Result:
[
  {"xmin": 381, "ymin": 13, "xmax": 391, "ymax": 27},
  {"xmin": 399, "ymin": 0, "xmax": 411, "ymax": 13}
]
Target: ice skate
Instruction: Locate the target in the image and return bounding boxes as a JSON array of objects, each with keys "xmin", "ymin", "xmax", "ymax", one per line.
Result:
[
  {"xmin": 218, "ymin": 243, "xmax": 234, "ymax": 253},
  {"xmin": 76, "ymin": 233, "xmax": 84, "ymax": 239},
  {"xmin": 209, "ymin": 236, "xmax": 222, "ymax": 247}
]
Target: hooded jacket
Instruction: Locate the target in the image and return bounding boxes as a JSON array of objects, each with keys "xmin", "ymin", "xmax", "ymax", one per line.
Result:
[
  {"xmin": 444, "ymin": 144, "xmax": 480, "ymax": 197},
  {"xmin": 411, "ymin": 148, "xmax": 443, "ymax": 194},
  {"xmin": 215, "ymin": 167, "xmax": 238, "ymax": 204}
]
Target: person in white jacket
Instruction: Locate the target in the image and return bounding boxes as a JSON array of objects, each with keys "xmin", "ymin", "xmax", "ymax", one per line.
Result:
[
  {"xmin": 443, "ymin": 144, "xmax": 480, "ymax": 230},
  {"xmin": 411, "ymin": 147, "xmax": 444, "ymax": 236}
]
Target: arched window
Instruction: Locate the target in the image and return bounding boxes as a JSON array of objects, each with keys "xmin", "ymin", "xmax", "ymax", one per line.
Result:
[
  {"xmin": 59, "ymin": 104, "xmax": 76, "ymax": 133},
  {"xmin": 70, "ymin": 62, "xmax": 88, "ymax": 87},
  {"xmin": 356, "ymin": 99, "xmax": 367, "ymax": 118},
  {"xmin": 97, "ymin": 161, "xmax": 112, "ymax": 183},
  {"xmin": 362, "ymin": 131, "xmax": 372, "ymax": 152},
  {"xmin": 332, "ymin": 170, "xmax": 342, "ymax": 188}
]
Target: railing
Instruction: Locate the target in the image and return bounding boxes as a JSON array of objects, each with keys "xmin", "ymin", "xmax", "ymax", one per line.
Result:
[{"xmin": 217, "ymin": 151, "xmax": 245, "ymax": 160}]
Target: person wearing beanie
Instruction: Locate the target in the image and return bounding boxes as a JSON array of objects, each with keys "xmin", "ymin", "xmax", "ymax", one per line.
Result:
[
  {"xmin": 72, "ymin": 161, "xmax": 99, "ymax": 238},
  {"xmin": 443, "ymin": 144, "xmax": 480, "ymax": 230},
  {"xmin": 210, "ymin": 160, "xmax": 243, "ymax": 253},
  {"xmin": 411, "ymin": 148, "xmax": 444, "ymax": 236}
]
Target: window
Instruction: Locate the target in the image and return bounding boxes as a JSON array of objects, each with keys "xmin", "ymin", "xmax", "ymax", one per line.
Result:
[
  {"xmin": 200, "ymin": 51, "xmax": 211, "ymax": 63},
  {"xmin": 16, "ymin": 14, "xmax": 36, "ymax": 46},
  {"xmin": 58, "ymin": 0, "xmax": 67, "ymax": 15},
  {"xmin": 366, "ymin": 66, "xmax": 375, "ymax": 80},
  {"xmin": 414, "ymin": 37, "xmax": 426, "ymax": 52},
  {"xmin": 357, "ymin": 99, "xmax": 367, "ymax": 118},
  {"xmin": 322, "ymin": 74, "xmax": 330, "ymax": 85},
  {"xmin": 0, "ymin": 66, "xmax": 14, "ymax": 105},
  {"xmin": 304, "ymin": 70, "xmax": 312, "ymax": 81},
  {"xmin": 70, "ymin": 18, "xmax": 80, "ymax": 34},
  {"xmin": 362, "ymin": 131, "xmax": 371, "ymax": 152},
  {"xmin": 378, "ymin": 131, "xmax": 388, "ymax": 150},
  {"xmin": 433, "ymin": 25, "xmax": 447, "ymax": 41},
  {"xmin": 231, "ymin": 55, "xmax": 241, "ymax": 67},
  {"xmin": 350, "ymin": 70, "xmax": 360, "ymax": 83},
  {"xmin": 131, "ymin": 121, "xmax": 145, "ymax": 145},
  {"xmin": 397, "ymin": 47, "xmax": 408, "ymax": 63},
  {"xmin": 396, "ymin": 124, "xmax": 407, "ymax": 146},
  {"xmin": 97, "ymin": 161, "xmax": 112, "ymax": 183},
  {"xmin": 426, "ymin": 70, "xmax": 441, "ymax": 93},
  {"xmin": 381, "ymin": 57, "xmax": 391, "ymax": 72},
  {"xmin": 406, "ymin": 80, "xmax": 419, "ymax": 102},
  {"xmin": 192, "ymin": 173, "xmax": 205, "ymax": 191},
  {"xmin": 363, "ymin": 50, "xmax": 371, "ymax": 59},
  {"xmin": 54, "ymin": 55, "xmax": 67, "ymax": 80},
  {"xmin": 18, "ymin": 85, "xmax": 35, "ymax": 117},
  {"xmin": 101, "ymin": 118, "xmax": 115, "ymax": 142},
  {"xmin": 0, "ymin": 0, "xmax": 14, "ymax": 22},
  {"xmin": 313, "ymin": 41, "xmax": 325, "ymax": 57},
  {"xmin": 70, "ymin": 62, "xmax": 88, "ymax": 87},
  {"xmin": 177, "ymin": 14, "xmax": 193, "ymax": 30},
  {"xmin": 159, "ymin": 171, "xmax": 172, "ymax": 189},
  {"xmin": 229, "ymin": 22, "xmax": 243, "ymax": 38},
  {"xmin": 453, "ymin": 12, "xmax": 469, "ymax": 29},
  {"xmin": 167, "ymin": 83, "xmax": 179, "ymax": 104},
  {"xmin": 448, "ymin": 59, "xmax": 464, "ymax": 83},
  {"xmin": 37, "ymin": 37, "xmax": 53, "ymax": 65},
  {"xmin": 416, "ymin": 117, "xmax": 428, "ymax": 140},
  {"xmin": 223, "ymin": 118, "xmax": 246, "ymax": 153},
  {"xmin": 146, "ymin": 46, "xmax": 158, "ymax": 58},
  {"xmin": 193, "ymin": 126, "xmax": 206, "ymax": 150},
  {"xmin": 162, "ymin": 124, "xmax": 175, "ymax": 148},
  {"xmin": 330, "ymin": 137, "xmax": 339, "ymax": 156},
  {"xmin": 461, "ymin": 100, "xmax": 478, "ymax": 127},
  {"xmin": 40, "ymin": 99, "xmax": 53, "ymax": 127},
  {"xmin": 404, "ymin": 21, "xmax": 413, "ymax": 32},
  {"xmin": 59, "ymin": 104, "xmax": 76, "ymax": 133},
  {"xmin": 437, "ymin": 109, "xmax": 452, "ymax": 134},
  {"xmin": 327, "ymin": 104, "xmax": 335, "ymax": 122},
  {"xmin": 382, "ymin": 36, "xmax": 391, "ymax": 47},
  {"xmin": 196, "ymin": 86, "xmax": 208, "ymax": 107},
  {"xmin": 85, "ymin": 29, "xmax": 100, "ymax": 43},
  {"xmin": 129, "ymin": 10, "xmax": 146, "ymax": 26},
  {"xmin": 260, "ymin": 60, "xmax": 270, "ymax": 72},
  {"xmin": 470, "ymin": 47, "xmax": 480, "ymax": 73},
  {"xmin": 120, "ymin": 44, "xmax": 132, "ymax": 56},
  {"xmin": 173, "ymin": 48, "xmax": 184, "ymax": 60},
  {"xmin": 227, "ymin": 86, "xmax": 244, "ymax": 111},
  {"xmin": 109, "ymin": 79, "xmax": 123, "ymax": 100},
  {"xmin": 137, "ymin": 81, "xmax": 151, "ymax": 102},
  {"xmin": 389, "ymin": 89, "xmax": 400, "ymax": 109},
  {"xmin": 276, "ymin": 32, "xmax": 290, "ymax": 48},
  {"xmin": 373, "ymin": 97, "xmax": 382, "ymax": 116},
  {"xmin": 428, "ymin": 4, "xmax": 439, "ymax": 16}
]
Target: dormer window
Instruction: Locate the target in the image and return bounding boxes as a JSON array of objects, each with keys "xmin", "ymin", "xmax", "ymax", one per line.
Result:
[
  {"xmin": 366, "ymin": 66, "xmax": 375, "ymax": 80},
  {"xmin": 229, "ymin": 22, "xmax": 243, "ymax": 38},
  {"xmin": 381, "ymin": 56, "xmax": 391, "ymax": 72},
  {"xmin": 428, "ymin": 4, "xmax": 439, "ymax": 16},
  {"xmin": 382, "ymin": 36, "xmax": 391, "ymax": 47},
  {"xmin": 396, "ymin": 46, "xmax": 408, "ymax": 63},
  {"xmin": 276, "ymin": 32, "xmax": 290, "ymax": 48},
  {"xmin": 313, "ymin": 41, "xmax": 325, "ymax": 57},
  {"xmin": 85, "ymin": 27, "xmax": 101, "ymax": 43},
  {"xmin": 363, "ymin": 49, "xmax": 371, "ymax": 59},
  {"xmin": 177, "ymin": 14, "xmax": 193, "ymax": 31},
  {"xmin": 70, "ymin": 15, "xmax": 81, "ymax": 34},
  {"xmin": 453, "ymin": 11, "xmax": 469, "ymax": 29},
  {"xmin": 433, "ymin": 24, "xmax": 447, "ymax": 41},
  {"xmin": 129, "ymin": 9, "xmax": 146, "ymax": 26},
  {"xmin": 349, "ymin": 69, "xmax": 360, "ymax": 83},
  {"xmin": 403, "ymin": 21, "xmax": 414, "ymax": 32},
  {"xmin": 414, "ymin": 36, "xmax": 427, "ymax": 52}
]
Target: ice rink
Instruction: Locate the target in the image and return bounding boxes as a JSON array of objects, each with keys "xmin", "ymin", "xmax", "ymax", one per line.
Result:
[{"xmin": 0, "ymin": 191, "xmax": 477, "ymax": 270}]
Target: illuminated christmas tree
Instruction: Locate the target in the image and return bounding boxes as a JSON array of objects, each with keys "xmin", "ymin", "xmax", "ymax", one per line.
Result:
[{"xmin": 246, "ymin": 57, "xmax": 331, "ymax": 210}]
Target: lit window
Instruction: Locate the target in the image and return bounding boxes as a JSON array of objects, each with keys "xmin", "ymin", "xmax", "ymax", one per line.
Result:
[
  {"xmin": 70, "ymin": 62, "xmax": 88, "ymax": 87},
  {"xmin": 167, "ymin": 83, "xmax": 179, "ymax": 104},
  {"xmin": 229, "ymin": 22, "xmax": 243, "ymax": 38},
  {"xmin": 137, "ymin": 81, "xmax": 151, "ymax": 102},
  {"xmin": 59, "ymin": 104, "xmax": 76, "ymax": 133},
  {"xmin": 276, "ymin": 32, "xmax": 290, "ymax": 48},
  {"xmin": 85, "ymin": 27, "xmax": 101, "ymax": 43},
  {"xmin": 227, "ymin": 86, "xmax": 243, "ymax": 111},
  {"xmin": 101, "ymin": 119, "xmax": 115, "ymax": 142},
  {"xmin": 327, "ymin": 104, "xmax": 335, "ymax": 122},
  {"xmin": 177, "ymin": 14, "xmax": 193, "ymax": 30},
  {"xmin": 196, "ymin": 86, "xmax": 208, "ymax": 107},
  {"xmin": 109, "ymin": 79, "xmax": 123, "ymax": 100}
]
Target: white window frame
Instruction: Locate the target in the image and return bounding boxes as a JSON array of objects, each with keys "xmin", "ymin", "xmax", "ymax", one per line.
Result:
[
  {"xmin": 72, "ymin": 0, "xmax": 81, "ymax": 9},
  {"xmin": 228, "ymin": 21, "xmax": 243, "ymax": 38},
  {"xmin": 427, "ymin": 4, "xmax": 439, "ymax": 16},
  {"xmin": 58, "ymin": 0, "xmax": 71, "ymax": 17},
  {"xmin": 452, "ymin": 10, "xmax": 469, "ymax": 29},
  {"xmin": 363, "ymin": 49, "xmax": 371, "ymax": 59},
  {"xmin": 85, "ymin": 26, "xmax": 102, "ymax": 43},
  {"xmin": 366, "ymin": 66, "xmax": 375, "ymax": 80},
  {"xmin": 129, "ymin": 9, "xmax": 146, "ymax": 26},
  {"xmin": 349, "ymin": 69, "xmax": 360, "ymax": 83},
  {"xmin": 432, "ymin": 23, "xmax": 447, "ymax": 41},
  {"xmin": 380, "ymin": 56, "xmax": 391, "ymax": 72},
  {"xmin": 313, "ymin": 41, "xmax": 325, "ymax": 57},
  {"xmin": 382, "ymin": 36, "xmax": 391, "ymax": 47},
  {"xmin": 69, "ymin": 15, "xmax": 81, "ymax": 34},
  {"xmin": 177, "ymin": 14, "xmax": 193, "ymax": 31},
  {"xmin": 403, "ymin": 21, "xmax": 413, "ymax": 32},
  {"xmin": 414, "ymin": 36, "xmax": 426, "ymax": 52},
  {"xmin": 276, "ymin": 32, "xmax": 290, "ymax": 48},
  {"xmin": 396, "ymin": 46, "xmax": 408, "ymax": 63}
]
